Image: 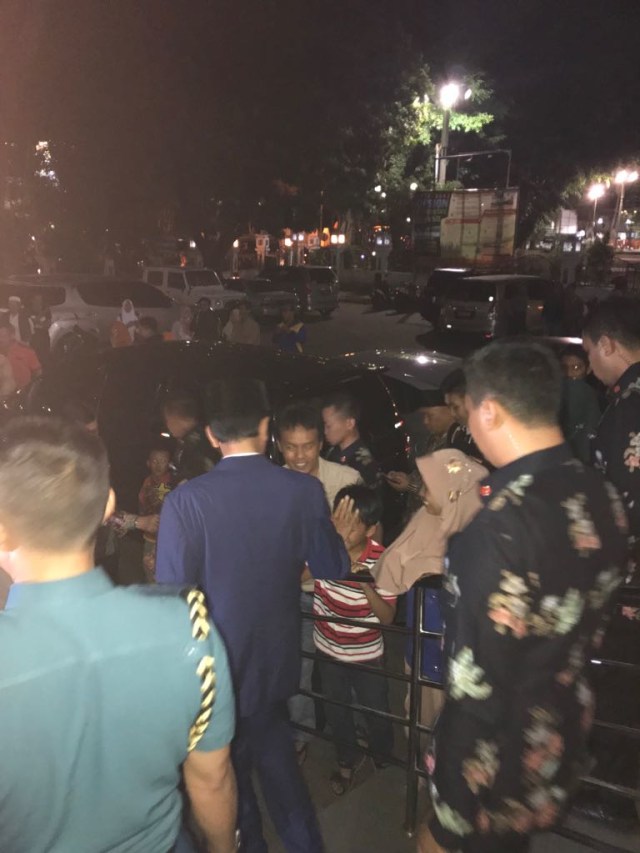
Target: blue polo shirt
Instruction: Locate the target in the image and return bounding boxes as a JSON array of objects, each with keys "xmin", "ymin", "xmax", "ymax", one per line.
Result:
[{"xmin": 0, "ymin": 569, "xmax": 235, "ymax": 853}]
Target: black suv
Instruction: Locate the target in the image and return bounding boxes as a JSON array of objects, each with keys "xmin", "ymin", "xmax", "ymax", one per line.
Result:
[{"xmin": 14, "ymin": 342, "xmax": 408, "ymax": 516}]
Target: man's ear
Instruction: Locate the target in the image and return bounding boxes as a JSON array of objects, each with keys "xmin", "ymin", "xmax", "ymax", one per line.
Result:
[
  {"xmin": 0, "ymin": 520, "xmax": 14, "ymax": 554},
  {"xmin": 477, "ymin": 398, "xmax": 505, "ymax": 432},
  {"xmin": 258, "ymin": 416, "xmax": 270, "ymax": 446},
  {"xmin": 346, "ymin": 417, "xmax": 357, "ymax": 433},
  {"xmin": 205, "ymin": 426, "xmax": 222, "ymax": 449},
  {"xmin": 102, "ymin": 489, "xmax": 116, "ymax": 524},
  {"xmin": 599, "ymin": 335, "xmax": 616, "ymax": 358}
]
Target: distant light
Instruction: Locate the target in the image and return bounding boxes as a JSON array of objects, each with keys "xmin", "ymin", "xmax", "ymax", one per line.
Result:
[
  {"xmin": 406, "ymin": 217, "xmax": 412, "ymax": 223},
  {"xmin": 374, "ymin": 185, "xmax": 382, "ymax": 193},
  {"xmin": 284, "ymin": 237, "xmax": 293, "ymax": 247},
  {"xmin": 618, "ymin": 232, "xmax": 627, "ymax": 239},
  {"xmin": 232, "ymin": 239, "xmax": 239, "ymax": 249},
  {"xmin": 371, "ymin": 251, "xmax": 376, "ymax": 257},
  {"xmin": 31, "ymin": 235, "xmax": 36, "ymax": 241},
  {"xmin": 37, "ymin": 268, "xmax": 41, "ymax": 274},
  {"xmin": 464, "ymin": 88, "xmax": 472, "ymax": 100},
  {"xmin": 446, "ymin": 324, "xmax": 452, "ymax": 329},
  {"xmin": 189, "ymin": 239, "xmax": 196, "ymax": 248},
  {"xmin": 576, "ymin": 229, "xmax": 586, "ymax": 238},
  {"xmin": 587, "ymin": 183, "xmax": 605, "ymax": 201},
  {"xmin": 330, "ymin": 234, "xmax": 338, "ymax": 245},
  {"xmin": 488, "ymin": 296, "xmax": 494, "ymax": 302},
  {"xmin": 415, "ymin": 355, "xmax": 428, "ymax": 364},
  {"xmin": 49, "ymin": 223, "xmax": 55, "ymax": 229},
  {"xmin": 381, "ymin": 192, "xmax": 387, "ymax": 199},
  {"xmin": 597, "ymin": 217, "xmax": 604, "ymax": 225},
  {"xmin": 394, "ymin": 420, "xmax": 404, "ymax": 429},
  {"xmin": 360, "ymin": 254, "xmax": 365, "ymax": 259},
  {"xmin": 409, "ymin": 182, "xmax": 418, "ymax": 192},
  {"xmin": 626, "ymin": 218, "xmax": 633, "ymax": 225},
  {"xmin": 161, "ymin": 432, "xmax": 171, "ymax": 438},
  {"xmin": 337, "ymin": 234, "xmax": 346, "ymax": 244}
]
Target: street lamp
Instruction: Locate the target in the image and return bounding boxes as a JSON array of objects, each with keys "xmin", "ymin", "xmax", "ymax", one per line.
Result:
[
  {"xmin": 587, "ymin": 184, "xmax": 606, "ymax": 231},
  {"xmin": 437, "ymin": 82, "xmax": 462, "ymax": 185},
  {"xmin": 409, "ymin": 181, "xmax": 418, "ymax": 192},
  {"xmin": 613, "ymin": 169, "xmax": 639, "ymax": 236}
]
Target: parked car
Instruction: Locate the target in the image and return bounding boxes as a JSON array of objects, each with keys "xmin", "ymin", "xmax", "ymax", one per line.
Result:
[
  {"xmin": 437, "ymin": 274, "xmax": 555, "ymax": 337},
  {"xmin": 229, "ymin": 277, "xmax": 300, "ymax": 322},
  {"xmin": 142, "ymin": 266, "xmax": 245, "ymax": 309},
  {"xmin": 2, "ymin": 275, "xmax": 179, "ymax": 354},
  {"xmin": 417, "ymin": 268, "xmax": 475, "ymax": 325},
  {"xmin": 260, "ymin": 266, "xmax": 339, "ymax": 317},
  {"xmin": 13, "ymin": 342, "xmax": 407, "ymax": 516}
]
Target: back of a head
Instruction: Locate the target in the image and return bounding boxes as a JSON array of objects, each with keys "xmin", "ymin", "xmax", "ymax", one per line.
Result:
[
  {"xmin": 333, "ymin": 484, "xmax": 383, "ymax": 528},
  {"xmin": 440, "ymin": 368, "xmax": 466, "ymax": 398},
  {"xmin": 465, "ymin": 341, "xmax": 562, "ymax": 427},
  {"xmin": 206, "ymin": 378, "xmax": 271, "ymax": 443},
  {"xmin": 323, "ymin": 390, "xmax": 360, "ymax": 422},
  {"xmin": 0, "ymin": 416, "xmax": 110, "ymax": 552},
  {"xmin": 274, "ymin": 400, "xmax": 323, "ymax": 440},
  {"xmin": 139, "ymin": 316, "xmax": 159, "ymax": 334},
  {"xmin": 582, "ymin": 297, "xmax": 640, "ymax": 349}
]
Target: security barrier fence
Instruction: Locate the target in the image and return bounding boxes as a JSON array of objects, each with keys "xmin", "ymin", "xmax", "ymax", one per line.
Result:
[{"xmin": 293, "ymin": 576, "xmax": 640, "ymax": 852}]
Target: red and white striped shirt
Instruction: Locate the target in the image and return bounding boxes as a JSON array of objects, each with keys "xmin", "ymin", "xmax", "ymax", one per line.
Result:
[{"xmin": 313, "ymin": 539, "xmax": 396, "ymax": 662}]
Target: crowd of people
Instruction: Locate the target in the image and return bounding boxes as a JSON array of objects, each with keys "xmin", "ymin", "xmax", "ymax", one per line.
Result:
[{"xmin": 0, "ymin": 297, "xmax": 639, "ymax": 853}]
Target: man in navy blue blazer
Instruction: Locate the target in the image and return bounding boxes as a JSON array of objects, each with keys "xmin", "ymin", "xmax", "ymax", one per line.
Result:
[{"xmin": 156, "ymin": 379, "xmax": 352, "ymax": 853}]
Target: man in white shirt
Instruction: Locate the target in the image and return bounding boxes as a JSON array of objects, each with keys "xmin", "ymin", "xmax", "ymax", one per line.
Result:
[
  {"xmin": 275, "ymin": 400, "xmax": 361, "ymax": 762},
  {"xmin": 6, "ymin": 296, "xmax": 32, "ymax": 343}
]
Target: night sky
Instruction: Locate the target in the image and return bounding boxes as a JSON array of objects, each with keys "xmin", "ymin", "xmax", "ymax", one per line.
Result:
[{"xmin": 1, "ymin": 0, "xmax": 639, "ymax": 234}]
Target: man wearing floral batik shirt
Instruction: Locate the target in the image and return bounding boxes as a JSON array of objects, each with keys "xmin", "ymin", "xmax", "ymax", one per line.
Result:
[
  {"xmin": 583, "ymin": 298, "xmax": 640, "ymax": 556},
  {"xmin": 419, "ymin": 341, "xmax": 628, "ymax": 853}
]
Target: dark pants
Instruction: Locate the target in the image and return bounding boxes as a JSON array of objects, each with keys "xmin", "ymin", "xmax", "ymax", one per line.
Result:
[
  {"xmin": 232, "ymin": 703, "xmax": 323, "ymax": 853},
  {"xmin": 319, "ymin": 653, "xmax": 393, "ymax": 768}
]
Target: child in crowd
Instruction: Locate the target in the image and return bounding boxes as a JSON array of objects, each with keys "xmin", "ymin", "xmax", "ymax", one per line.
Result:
[
  {"xmin": 313, "ymin": 484, "xmax": 396, "ymax": 795},
  {"xmin": 272, "ymin": 304, "xmax": 306, "ymax": 354},
  {"xmin": 138, "ymin": 442, "xmax": 174, "ymax": 581}
]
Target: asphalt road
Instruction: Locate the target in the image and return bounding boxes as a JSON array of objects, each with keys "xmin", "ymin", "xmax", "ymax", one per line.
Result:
[{"xmin": 260, "ymin": 300, "xmax": 476, "ymax": 359}]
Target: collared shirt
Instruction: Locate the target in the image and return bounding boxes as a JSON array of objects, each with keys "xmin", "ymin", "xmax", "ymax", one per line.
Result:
[
  {"xmin": 429, "ymin": 444, "xmax": 628, "ymax": 850},
  {"xmin": 592, "ymin": 360, "xmax": 640, "ymax": 546},
  {"xmin": 6, "ymin": 340, "xmax": 40, "ymax": 388},
  {"xmin": 325, "ymin": 438, "xmax": 380, "ymax": 487},
  {"xmin": 0, "ymin": 569, "xmax": 235, "ymax": 853}
]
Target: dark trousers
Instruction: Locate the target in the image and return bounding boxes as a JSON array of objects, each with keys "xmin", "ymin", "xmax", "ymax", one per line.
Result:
[
  {"xmin": 319, "ymin": 653, "xmax": 393, "ymax": 768},
  {"xmin": 232, "ymin": 703, "xmax": 323, "ymax": 853}
]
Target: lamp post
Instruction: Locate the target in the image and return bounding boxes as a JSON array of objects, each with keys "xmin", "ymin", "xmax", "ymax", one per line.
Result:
[
  {"xmin": 587, "ymin": 184, "xmax": 606, "ymax": 234},
  {"xmin": 613, "ymin": 169, "xmax": 639, "ymax": 238},
  {"xmin": 436, "ymin": 83, "xmax": 462, "ymax": 185}
]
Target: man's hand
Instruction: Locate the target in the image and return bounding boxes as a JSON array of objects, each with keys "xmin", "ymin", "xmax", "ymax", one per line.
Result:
[
  {"xmin": 136, "ymin": 514, "xmax": 160, "ymax": 535},
  {"xmin": 416, "ymin": 823, "xmax": 449, "ymax": 853},
  {"xmin": 385, "ymin": 471, "xmax": 411, "ymax": 493},
  {"xmin": 332, "ymin": 496, "xmax": 360, "ymax": 547}
]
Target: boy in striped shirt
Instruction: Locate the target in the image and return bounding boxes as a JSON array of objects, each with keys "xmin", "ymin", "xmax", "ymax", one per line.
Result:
[{"xmin": 313, "ymin": 485, "xmax": 397, "ymax": 795}]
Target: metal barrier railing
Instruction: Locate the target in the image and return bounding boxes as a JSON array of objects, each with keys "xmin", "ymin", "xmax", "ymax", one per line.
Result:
[{"xmin": 293, "ymin": 576, "xmax": 640, "ymax": 851}]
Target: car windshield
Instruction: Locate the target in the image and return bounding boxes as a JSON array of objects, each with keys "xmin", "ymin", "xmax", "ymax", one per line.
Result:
[
  {"xmin": 185, "ymin": 270, "xmax": 222, "ymax": 289},
  {"xmin": 77, "ymin": 280, "xmax": 173, "ymax": 308},
  {"xmin": 443, "ymin": 279, "xmax": 496, "ymax": 303}
]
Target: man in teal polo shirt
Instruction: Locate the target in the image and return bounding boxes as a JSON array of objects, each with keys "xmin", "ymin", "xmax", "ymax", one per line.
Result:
[{"xmin": 0, "ymin": 417, "xmax": 238, "ymax": 853}]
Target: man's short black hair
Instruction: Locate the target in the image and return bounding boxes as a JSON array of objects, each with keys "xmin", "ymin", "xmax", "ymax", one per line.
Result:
[
  {"xmin": 465, "ymin": 341, "xmax": 562, "ymax": 427},
  {"xmin": 197, "ymin": 297, "xmax": 212, "ymax": 307},
  {"xmin": 582, "ymin": 298, "xmax": 640, "ymax": 349},
  {"xmin": 274, "ymin": 401, "xmax": 323, "ymax": 440},
  {"xmin": 205, "ymin": 378, "xmax": 271, "ymax": 443},
  {"xmin": 0, "ymin": 416, "xmax": 110, "ymax": 550},
  {"xmin": 323, "ymin": 390, "xmax": 361, "ymax": 422},
  {"xmin": 440, "ymin": 368, "xmax": 466, "ymax": 397},
  {"xmin": 559, "ymin": 344, "xmax": 588, "ymax": 368},
  {"xmin": 163, "ymin": 392, "xmax": 201, "ymax": 423},
  {"xmin": 148, "ymin": 436, "xmax": 175, "ymax": 458},
  {"xmin": 333, "ymin": 484, "xmax": 383, "ymax": 529}
]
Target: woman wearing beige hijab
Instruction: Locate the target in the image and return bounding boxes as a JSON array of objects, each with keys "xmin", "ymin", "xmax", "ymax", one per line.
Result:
[{"xmin": 374, "ymin": 448, "xmax": 487, "ymax": 729}]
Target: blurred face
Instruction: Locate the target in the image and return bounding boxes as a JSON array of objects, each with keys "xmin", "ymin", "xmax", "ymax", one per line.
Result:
[
  {"xmin": 282, "ymin": 307, "xmax": 295, "ymax": 325},
  {"xmin": 148, "ymin": 450, "xmax": 171, "ymax": 479},
  {"xmin": 181, "ymin": 306, "xmax": 193, "ymax": 324},
  {"xmin": 561, "ymin": 354, "xmax": 587, "ymax": 380},
  {"xmin": 322, "ymin": 406, "xmax": 354, "ymax": 448},
  {"xmin": 8, "ymin": 300, "xmax": 19, "ymax": 316},
  {"xmin": 137, "ymin": 323, "xmax": 154, "ymax": 340},
  {"xmin": 419, "ymin": 405, "xmax": 454, "ymax": 436},
  {"xmin": 123, "ymin": 299, "xmax": 133, "ymax": 313},
  {"xmin": 0, "ymin": 327, "xmax": 13, "ymax": 354},
  {"xmin": 278, "ymin": 425, "xmax": 322, "ymax": 476},
  {"xmin": 164, "ymin": 410, "xmax": 194, "ymax": 440},
  {"xmin": 445, "ymin": 392, "xmax": 468, "ymax": 426},
  {"xmin": 198, "ymin": 299, "xmax": 210, "ymax": 312},
  {"xmin": 229, "ymin": 308, "xmax": 241, "ymax": 323}
]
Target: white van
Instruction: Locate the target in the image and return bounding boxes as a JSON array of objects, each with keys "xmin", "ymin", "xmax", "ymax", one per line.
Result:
[
  {"xmin": 142, "ymin": 267, "xmax": 244, "ymax": 308},
  {"xmin": 438, "ymin": 274, "xmax": 555, "ymax": 337}
]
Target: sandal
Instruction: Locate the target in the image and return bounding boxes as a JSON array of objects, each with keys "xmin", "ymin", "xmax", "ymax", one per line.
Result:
[{"xmin": 329, "ymin": 756, "xmax": 365, "ymax": 796}]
